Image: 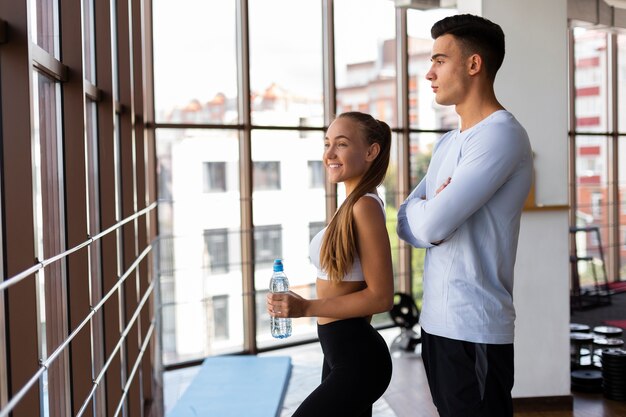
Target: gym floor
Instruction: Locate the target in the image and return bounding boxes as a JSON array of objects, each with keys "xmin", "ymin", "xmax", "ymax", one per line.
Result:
[
  {"xmin": 261, "ymin": 324, "xmax": 626, "ymax": 417},
  {"xmin": 164, "ymin": 292, "xmax": 626, "ymax": 416}
]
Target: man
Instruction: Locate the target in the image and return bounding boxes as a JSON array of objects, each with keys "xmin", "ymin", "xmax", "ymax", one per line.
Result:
[{"xmin": 397, "ymin": 14, "xmax": 533, "ymax": 417}]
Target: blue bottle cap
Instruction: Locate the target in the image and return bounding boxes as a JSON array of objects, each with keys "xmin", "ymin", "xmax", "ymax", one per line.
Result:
[{"xmin": 273, "ymin": 259, "xmax": 283, "ymax": 272}]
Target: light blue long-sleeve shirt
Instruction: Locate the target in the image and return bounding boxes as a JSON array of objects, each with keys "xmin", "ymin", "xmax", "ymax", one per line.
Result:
[{"xmin": 397, "ymin": 110, "xmax": 533, "ymax": 344}]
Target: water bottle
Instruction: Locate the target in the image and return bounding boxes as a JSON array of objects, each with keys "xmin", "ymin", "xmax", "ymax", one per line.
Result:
[{"xmin": 270, "ymin": 259, "xmax": 292, "ymax": 339}]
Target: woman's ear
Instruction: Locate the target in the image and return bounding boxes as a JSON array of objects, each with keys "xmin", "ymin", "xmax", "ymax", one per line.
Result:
[{"xmin": 366, "ymin": 143, "xmax": 381, "ymax": 162}]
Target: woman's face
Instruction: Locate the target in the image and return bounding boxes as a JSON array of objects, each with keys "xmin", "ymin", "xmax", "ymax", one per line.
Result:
[{"xmin": 323, "ymin": 117, "xmax": 374, "ymax": 194}]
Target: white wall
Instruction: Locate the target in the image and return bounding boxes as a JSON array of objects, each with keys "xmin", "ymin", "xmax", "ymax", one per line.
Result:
[
  {"xmin": 514, "ymin": 212, "xmax": 571, "ymax": 397},
  {"xmin": 458, "ymin": 0, "xmax": 571, "ymax": 398}
]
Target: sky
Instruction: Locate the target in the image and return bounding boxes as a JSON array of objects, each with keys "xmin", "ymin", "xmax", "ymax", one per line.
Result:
[{"xmin": 152, "ymin": 0, "xmax": 454, "ymax": 113}]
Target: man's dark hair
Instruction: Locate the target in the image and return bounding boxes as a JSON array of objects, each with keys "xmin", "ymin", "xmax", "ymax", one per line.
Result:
[{"xmin": 431, "ymin": 14, "xmax": 505, "ymax": 81}]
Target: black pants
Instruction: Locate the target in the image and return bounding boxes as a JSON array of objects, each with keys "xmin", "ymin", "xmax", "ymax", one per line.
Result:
[
  {"xmin": 421, "ymin": 328, "xmax": 514, "ymax": 417},
  {"xmin": 292, "ymin": 318, "xmax": 392, "ymax": 417}
]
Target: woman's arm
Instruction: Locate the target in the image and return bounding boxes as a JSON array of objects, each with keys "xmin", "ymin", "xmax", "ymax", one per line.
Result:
[{"xmin": 267, "ymin": 196, "xmax": 394, "ymax": 319}]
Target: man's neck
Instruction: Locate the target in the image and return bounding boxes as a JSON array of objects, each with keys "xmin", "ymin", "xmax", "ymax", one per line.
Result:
[{"xmin": 456, "ymin": 86, "xmax": 504, "ymax": 132}]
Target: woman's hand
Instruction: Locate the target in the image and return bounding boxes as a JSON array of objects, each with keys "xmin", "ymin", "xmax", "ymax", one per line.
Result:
[{"xmin": 267, "ymin": 290, "xmax": 307, "ymax": 318}]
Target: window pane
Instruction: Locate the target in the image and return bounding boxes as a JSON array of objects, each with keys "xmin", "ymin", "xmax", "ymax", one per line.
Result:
[
  {"xmin": 407, "ymin": 8, "xmax": 458, "ymax": 130},
  {"xmin": 31, "ymin": 0, "xmax": 60, "ymax": 57},
  {"xmin": 409, "ymin": 132, "xmax": 438, "ymax": 190},
  {"xmin": 408, "ymin": 132, "xmax": 439, "ymax": 307},
  {"xmin": 156, "ymin": 128, "xmax": 243, "ymax": 364},
  {"xmin": 85, "ymin": 100, "xmax": 105, "ymax": 407},
  {"xmin": 335, "ymin": 0, "xmax": 396, "ymax": 125},
  {"xmin": 32, "ymin": 70, "xmax": 66, "ymax": 417},
  {"xmin": 252, "ymin": 129, "xmax": 324, "ymax": 348},
  {"xmin": 574, "ymin": 29, "xmax": 608, "ymax": 132},
  {"xmin": 574, "ymin": 135, "xmax": 610, "ymax": 287},
  {"xmin": 83, "ymin": 0, "xmax": 96, "ymax": 83},
  {"xmin": 153, "ymin": 0, "xmax": 238, "ymax": 124},
  {"xmin": 249, "ymin": 0, "xmax": 323, "ymax": 127},
  {"xmin": 372, "ymin": 132, "xmax": 398, "ymax": 327}
]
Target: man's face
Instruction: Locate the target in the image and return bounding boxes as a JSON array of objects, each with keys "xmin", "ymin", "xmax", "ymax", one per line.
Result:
[{"xmin": 425, "ymin": 34, "xmax": 470, "ymax": 106}]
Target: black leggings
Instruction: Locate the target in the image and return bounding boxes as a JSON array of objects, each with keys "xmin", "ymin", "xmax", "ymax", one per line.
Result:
[{"xmin": 292, "ymin": 318, "xmax": 392, "ymax": 417}]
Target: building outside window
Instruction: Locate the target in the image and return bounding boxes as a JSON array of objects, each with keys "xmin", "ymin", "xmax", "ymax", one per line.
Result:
[
  {"xmin": 308, "ymin": 221, "xmax": 325, "ymax": 242},
  {"xmin": 591, "ymin": 192, "xmax": 603, "ymax": 218},
  {"xmin": 253, "ymin": 161, "xmax": 281, "ymax": 191},
  {"xmin": 571, "ymin": 28, "xmax": 626, "ymax": 283},
  {"xmin": 308, "ymin": 160, "xmax": 324, "ymax": 188},
  {"xmin": 203, "ymin": 161, "xmax": 227, "ymax": 192},
  {"xmin": 255, "ymin": 289, "xmax": 271, "ymax": 338},
  {"xmin": 211, "ymin": 295, "xmax": 229, "ymax": 341},
  {"xmin": 254, "ymin": 225, "xmax": 282, "ymax": 267},
  {"xmin": 203, "ymin": 228, "xmax": 229, "ymax": 274}
]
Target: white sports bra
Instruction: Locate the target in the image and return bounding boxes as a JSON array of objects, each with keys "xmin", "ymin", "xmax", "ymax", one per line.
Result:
[{"xmin": 309, "ymin": 193, "xmax": 385, "ymax": 282}]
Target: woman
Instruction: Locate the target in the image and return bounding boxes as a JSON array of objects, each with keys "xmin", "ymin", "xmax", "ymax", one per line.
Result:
[{"xmin": 267, "ymin": 111, "xmax": 394, "ymax": 417}]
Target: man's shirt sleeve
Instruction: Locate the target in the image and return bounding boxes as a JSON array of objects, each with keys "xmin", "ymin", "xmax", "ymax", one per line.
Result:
[
  {"xmin": 400, "ymin": 125, "xmax": 529, "ymax": 246},
  {"xmin": 397, "ymin": 177, "xmax": 435, "ymax": 248}
]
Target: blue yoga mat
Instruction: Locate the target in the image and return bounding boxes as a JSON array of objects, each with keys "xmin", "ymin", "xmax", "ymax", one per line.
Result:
[{"xmin": 167, "ymin": 355, "xmax": 292, "ymax": 417}]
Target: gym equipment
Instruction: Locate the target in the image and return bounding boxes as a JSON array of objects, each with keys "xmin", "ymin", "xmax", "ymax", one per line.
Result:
[{"xmin": 388, "ymin": 292, "xmax": 421, "ymax": 354}]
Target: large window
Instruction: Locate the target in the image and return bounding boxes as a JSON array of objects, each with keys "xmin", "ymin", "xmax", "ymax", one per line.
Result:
[
  {"xmin": 571, "ymin": 28, "xmax": 626, "ymax": 285},
  {"xmin": 407, "ymin": 9, "xmax": 458, "ymax": 130},
  {"xmin": 32, "ymin": 67, "xmax": 67, "ymax": 417},
  {"xmin": 249, "ymin": 0, "xmax": 323, "ymax": 127},
  {"xmin": 153, "ymin": 2, "xmax": 458, "ymax": 365},
  {"xmin": 405, "ymin": 132, "xmax": 439, "ymax": 305},
  {"xmin": 334, "ymin": 0, "xmax": 397, "ymax": 124},
  {"xmin": 0, "ymin": 0, "xmax": 158, "ymax": 414},
  {"xmin": 252, "ymin": 129, "xmax": 326, "ymax": 348},
  {"xmin": 153, "ymin": 0, "xmax": 238, "ymax": 124},
  {"xmin": 156, "ymin": 128, "xmax": 243, "ymax": 365}
]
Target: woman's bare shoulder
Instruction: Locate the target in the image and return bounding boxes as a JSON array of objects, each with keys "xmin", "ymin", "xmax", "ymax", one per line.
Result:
[{"xmin": 353, "ymin": 194, "xmax": 384, "ymax": 217}]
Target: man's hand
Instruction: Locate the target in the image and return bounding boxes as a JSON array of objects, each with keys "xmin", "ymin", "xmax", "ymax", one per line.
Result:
[
  {"xmin": 436, "ymin": 177, "xmax": 451, "ymax": 195},
  {"xmin": 421, "ymin": 177, "xmax": 451, "ymax": 200},
  {"xmin": 431, "ymin": 177, "xmax": 451, "ymax": 245}
]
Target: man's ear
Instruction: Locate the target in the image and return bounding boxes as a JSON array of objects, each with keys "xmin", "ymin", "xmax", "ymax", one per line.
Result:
[
  {"xmin": 468, "ymin": 54, "xmax": 482, "ymax": 76},
  {"xmin": 366, "ymin": 143, "xmax": 381, "ymax": 162}
]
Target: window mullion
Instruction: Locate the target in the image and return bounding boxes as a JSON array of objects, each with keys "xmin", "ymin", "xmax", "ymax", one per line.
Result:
[
  {"xmin": 235, "ymin": 0, "xmax": 256, "ymax": 354},
  {"xmin": 608, "ymin": 32, "xmax": 620, "ymax": 281}
]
